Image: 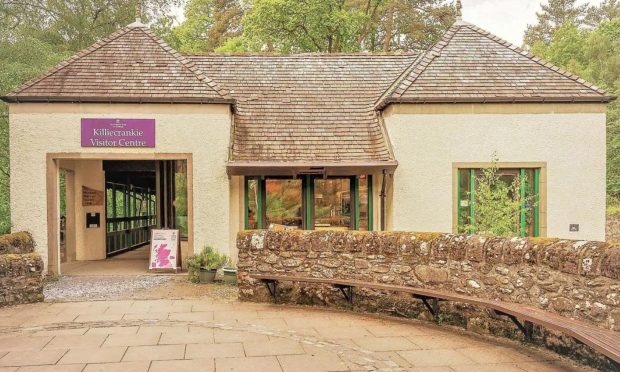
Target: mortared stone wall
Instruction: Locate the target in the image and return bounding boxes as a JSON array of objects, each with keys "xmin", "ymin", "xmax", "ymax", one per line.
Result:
[
  {"xmin": 0, "ymin": 232, "xmax": 44, "ymax": 307},
  {"xmin": 237, "ymin": 230, "xmax": 620, "ymax": 369}
]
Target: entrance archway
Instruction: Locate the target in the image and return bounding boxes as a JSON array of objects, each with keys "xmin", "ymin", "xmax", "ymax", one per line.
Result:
[{"xmin": 46, "ymin": 153, "xmax": 193, "ymax": 275}]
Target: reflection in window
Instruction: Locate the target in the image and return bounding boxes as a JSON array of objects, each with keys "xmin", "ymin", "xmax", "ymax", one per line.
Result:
[
  {"xmin": 266, "ymin": 179, "xmax": 302, "ymax": 229},
  {"xmin": 246, "ymin": 179, "xmax": 259, "ymax": 229},
  {"xmin": 174, "ymin": 160, "xmax": 188, "ymax": 238},
  {"xmin": 314, "ymin": 178, "xmax": 351, "ymax": 230},
  {"xmin": 359, "ymin": 176, "xmax": 370, "ymax": 231},
  {"xmin": 457, "ymin": 168, "xmax": 540, "ymax": 237}
]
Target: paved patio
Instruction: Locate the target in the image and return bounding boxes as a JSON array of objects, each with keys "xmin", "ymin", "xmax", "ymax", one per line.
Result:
[
  {"xmin": 60, "ymin": 246, "xmax": 151, "ymax": 276},
  {"xmin": 0, "ymin": 296, "xmax": 587, "ymax": 371}
]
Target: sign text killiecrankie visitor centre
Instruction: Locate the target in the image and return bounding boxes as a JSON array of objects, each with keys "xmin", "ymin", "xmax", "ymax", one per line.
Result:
[{"xmin": 81, "ymin": 118, "xmax": 155, "ymax": 147}]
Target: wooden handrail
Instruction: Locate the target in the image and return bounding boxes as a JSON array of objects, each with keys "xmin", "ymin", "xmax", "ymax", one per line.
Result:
[{"xmin": 250, "ymin": 274, "xmax": 620, "ymax": 364}]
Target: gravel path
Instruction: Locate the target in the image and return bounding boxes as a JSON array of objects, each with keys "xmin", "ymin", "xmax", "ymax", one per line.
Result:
[{"xmin": 44, "ymin": 275, "xmax": 172, "ymax": 302}]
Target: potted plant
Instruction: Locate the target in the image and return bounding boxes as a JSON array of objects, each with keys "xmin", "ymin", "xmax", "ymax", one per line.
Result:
[
  {"xmin": 222, "ymin": 259, "xmax": 237, "ymax": 285},
  {"xmin": 201, "ymin": 247, "xmax": 226, "ymax": 283},
  {"xmin": 185, "ymin": 252, "xmax": 204, "ymax": 284}
]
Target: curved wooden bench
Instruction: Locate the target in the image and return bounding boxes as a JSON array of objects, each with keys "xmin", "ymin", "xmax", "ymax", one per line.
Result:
[{"xmin": 250, "ymin": 274, "xmax": 620, "ymax": 364}]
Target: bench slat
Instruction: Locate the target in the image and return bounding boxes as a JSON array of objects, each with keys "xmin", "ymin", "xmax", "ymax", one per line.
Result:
[{"xmin": 250, "ymin": 274, "xmax": 620, "ymax": 363}]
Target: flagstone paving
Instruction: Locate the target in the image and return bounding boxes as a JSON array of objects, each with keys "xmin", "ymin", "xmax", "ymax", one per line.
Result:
[{"xmin": 0, "ymin": 295, "xmax": 592, "ymax": 372}]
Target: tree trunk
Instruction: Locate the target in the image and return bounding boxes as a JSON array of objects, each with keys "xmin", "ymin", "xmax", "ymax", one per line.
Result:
[{"xmin": 383, "ymin": 1, "xmax": 394, "ymax": 52}]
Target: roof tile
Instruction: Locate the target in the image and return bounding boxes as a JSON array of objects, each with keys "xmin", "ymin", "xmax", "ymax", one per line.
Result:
[
  {"xmin": 190, "ymin": 54, "xmax": 416, "ymax": 162},
  {"xmin": 377, "ymin": 22, "xmax": 614, "ymax": 107},
  {"xmin": 6, "ymin": 25, "xmax": 230, "ymax": 103}
]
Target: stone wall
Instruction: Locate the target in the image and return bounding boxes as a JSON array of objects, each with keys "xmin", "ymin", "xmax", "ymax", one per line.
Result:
[
  {"xmin": 0, "ymin": 232, "xmax": 44, "ymax": 307},
  {"xmin": 237, "ymin": 230, "xmax": 620, "ymax": 369},
  {"xmin": 608, "ymin": 215, "xmax": 620, "ymax": 243}
]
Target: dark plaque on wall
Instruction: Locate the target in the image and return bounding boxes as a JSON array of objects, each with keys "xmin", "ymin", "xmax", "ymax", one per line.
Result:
[{"xmin": 82, "ymin": 186, "xmax": 104, "ymax": 206}]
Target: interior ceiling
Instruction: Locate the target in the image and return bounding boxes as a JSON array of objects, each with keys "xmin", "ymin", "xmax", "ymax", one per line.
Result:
[{"xmin": 103, "ymin": 161, "xmax": 156, "ymax": 189}]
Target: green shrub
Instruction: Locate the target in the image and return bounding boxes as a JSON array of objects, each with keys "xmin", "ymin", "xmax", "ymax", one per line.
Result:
[
  {"xmin": 608, "ymin": 196, "xmax": 620, "ymax": 217},
  {"xmin": 185, "ymin": 246, "xmax": 228, "ymax": 283}
]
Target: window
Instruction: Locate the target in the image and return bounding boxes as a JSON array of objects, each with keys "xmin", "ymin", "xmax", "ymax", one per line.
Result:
[
  {"xmin": 314, "ymin": 178, "xmax": 351, "ymax": 230},
  {"xmin": 456, "ymin": 167, "xmax": 541, "ymax": 237},
  {"xmin": 266, "ymin": 179, "xmax": 303, "ymax": 229},
  {"xmin": 244, "ymin": 175, "xmax": 373, "ymax": 231},
  {"xmin": 174, "ymin": 160, "xmax": 188, "ymax": 238}
]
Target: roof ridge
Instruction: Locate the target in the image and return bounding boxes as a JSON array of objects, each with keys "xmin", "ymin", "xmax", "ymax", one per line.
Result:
[
  {"xmin": 139, "ymin": 28, "xmax": 231, "ymax": 100},
  {"xmin": 184, "ymin": 52, "xmax": 420, "ymax": 57},
  {"xmin": 8, "ymin": 26, "xmax": 140, "ymax": 96},
  {"xmin": 373, "ymin": 53, "xmax": 425, "ymax": 109},
  {"xmin": 461, "ymin": 23, "xmax": 610, "ymax": 97},
  {"xmin": 374, "ymin": 23, "xmax": 461, "ymax": 109}
]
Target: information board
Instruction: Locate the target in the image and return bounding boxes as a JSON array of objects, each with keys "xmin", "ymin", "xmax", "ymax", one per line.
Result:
[
  {"xmin": 81, "ymin": 118, "xmax": 155, "ymax": 148},
  {"xmin": 149, "ymin": 229, "xmax": 180, "ymax": 271},
  {"xmin": 82, "ymin": 186, "xmax": 104, "ymax": 206}
]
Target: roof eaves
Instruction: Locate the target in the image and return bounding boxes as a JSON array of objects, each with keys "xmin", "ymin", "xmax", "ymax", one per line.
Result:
[
  {"xmin": 0, "ymin": 95, "xmax": 236, "ymax": 105},
  {"xmin": 380, "ymin": 96, "xmax": 617, "ymax": 105},
  {"xmin": 226, "ymin": 160, "xmax": 399, "ymax": 176}
]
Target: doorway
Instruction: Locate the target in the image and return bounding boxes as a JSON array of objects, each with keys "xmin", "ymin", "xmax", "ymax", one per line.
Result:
[{"xmin": 54, "ymin": 157, "xmax": 191, "ymax": 275}]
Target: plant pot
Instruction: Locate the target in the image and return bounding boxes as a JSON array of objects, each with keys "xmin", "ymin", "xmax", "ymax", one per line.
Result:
[
  {"xmin": 222, "ymin": 267, "xmax": 237, "ymax": 285},
  {"xmin": 199, "ymin": 268, "xmax": 217, "ymax": 283}
]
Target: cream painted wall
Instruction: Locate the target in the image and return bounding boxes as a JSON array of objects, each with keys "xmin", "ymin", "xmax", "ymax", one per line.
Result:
[
  {"xmin": 229, "ymin": 176, "xmax": 244, "ymax": 264},
  {"xmin": 58, "ymin": 159, "xmax": 106, "ymax": 261},
  {"xmin": 384, "ymin": 103, "xmax": 608, "ymax": 241},
  {"xmin": 9, "ymin": 103, "xmax": 232, "ymax": 271}
]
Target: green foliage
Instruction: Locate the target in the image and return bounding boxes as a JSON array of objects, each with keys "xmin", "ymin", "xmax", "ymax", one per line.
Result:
[
  {"xmin": 242, "ymin": 0, "xmax": 368, "ymax": 53},
  {"xmin": 172, "ymin": 0, "xmax": 456, "ymax": 53},
  {"xmin": 608, "ymin": 195, "xmax": 620, "ymax": 216},
  {"xmin": 185, "ymin": 246, "xmax": 228, "ymax": 283},
  {"xmin": 529, "ymin": 18, "xmax": 620, "ymax": 200},
  {"xmin": 524, "ymin": 0, "xmax": 588, "ymax": 48},
  {"xmin": 166, "ymin": 0, "xmax": 244, "ymax": 52},
  {"xmin": 0, "ymin": 0, "xmax": 178, "ymax": 233},
  {"xmin": 463, "ymin": 158, "xmax": 536, "ymax": 237}
]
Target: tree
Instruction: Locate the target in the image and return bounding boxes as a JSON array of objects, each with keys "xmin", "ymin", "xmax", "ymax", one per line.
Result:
[
  {"xmin": 177, "ymin": 0, "xmax": 456, "ymax": 53},
  {"xmin": 463, "ymin": 158, "xmax": 536, "ymax": 237},
  {"xmin": 0, "ymin": 0, "xmax": 179, "ymax": 233},
  {"xmin": 586, "ymin": 0, "xmax": 620, "ymax": 26},
  {"xmin": 165, "ymin": 0, "xmax": 244, "ymax": 53},
  {"xmin": 529, "ymin": 17, "xmax": 620, "ymax": 202},
  {"xmin": 523, "ymin": 0, "xmax": 588, "ymax": 48}
]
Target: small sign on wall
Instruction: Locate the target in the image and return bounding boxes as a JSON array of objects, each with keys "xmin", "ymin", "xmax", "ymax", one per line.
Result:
[
  {"xmin": 149, "ymin": 229, "xmax": 180, "ymax": 271},
  {"xmin": 81, "ymin": 118, "xmax": 155, "ymax": 147},
  {"xmin": 82, "ymin": 186, "xmax": 104, "ymax": 206}
]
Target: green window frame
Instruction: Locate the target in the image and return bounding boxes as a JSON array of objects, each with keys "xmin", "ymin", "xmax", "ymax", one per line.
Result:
[
  {"xmin": 456, "ymin": 167, "xmax": 540, "ymax": 237},
  {"xmin": 244, "ymin": 175, "xmax": 373, "ymax": 231}
]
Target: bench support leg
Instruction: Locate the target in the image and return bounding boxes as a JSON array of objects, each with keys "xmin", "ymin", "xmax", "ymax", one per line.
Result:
[
  {"xmin": 334, "ymin": 285, "xmax": 353, "ymax": 305},
  {"xmin": 494, "ymin": 310, "xmax": 533, "ymax": 340},
  {"xmin": 262, "ymin": 280, "xmax": 278, "ymax": 302},
  {"xmin": 414, "ymin": 295, "xmax": 440, "ymax": 322}
]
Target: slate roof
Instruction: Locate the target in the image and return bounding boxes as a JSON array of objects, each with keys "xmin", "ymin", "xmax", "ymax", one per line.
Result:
[
  {"xmin": 189, "ymin": 54, "xmax": 417, "ymax": 162},
  {"xmin": 2, "ymin": 20, "xmax": 615, "ymax": 166},
  {"xmin": 377, "ymin": 21, "xmax": 615, "ymax": 108},
  {"xmin": 3, "ymin": 23, "xmax": 231, "ymax": 103}
]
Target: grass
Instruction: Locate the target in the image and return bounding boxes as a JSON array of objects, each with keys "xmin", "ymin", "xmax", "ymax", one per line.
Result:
[{"xmin": 608, "ymin": 196, "xmax": 620, "ymax": 217}]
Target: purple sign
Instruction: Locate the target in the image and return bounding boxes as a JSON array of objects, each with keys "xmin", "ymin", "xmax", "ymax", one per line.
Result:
[{"xmin": 81, "ymin": 118, "xmax": 155, "ymax": 148}]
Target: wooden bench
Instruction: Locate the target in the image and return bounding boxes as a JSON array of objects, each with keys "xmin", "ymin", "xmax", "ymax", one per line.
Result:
[{"xmin": 251, "ymin": 274, "xmax": 620, "ymax": 364}]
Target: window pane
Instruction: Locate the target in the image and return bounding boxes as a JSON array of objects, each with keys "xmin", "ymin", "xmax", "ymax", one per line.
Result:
[
  {"xmin": 314, "ymin": 178, "xmax": 351, "ymax": 230},
  {"xmin": 266, "ymin": 179, "xmax": 302, "ymax": 229},
  {"xmin": 246, "ymin": 179, "xmax": 259, "ymax": 229},
  {"xmin": 359, "ymin": 176, "xmax": 369, "ymax": 231},
  {"xmin": 459, "ymin": 167, "xmax": 540, "ymax": 237},
  {"xmin": 174, "ymin": 160, "xmax": 188, "ymax": 238},
  {"xmin": 458, "ymin": 169, "xmax": 471, "ymax": 233}
]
